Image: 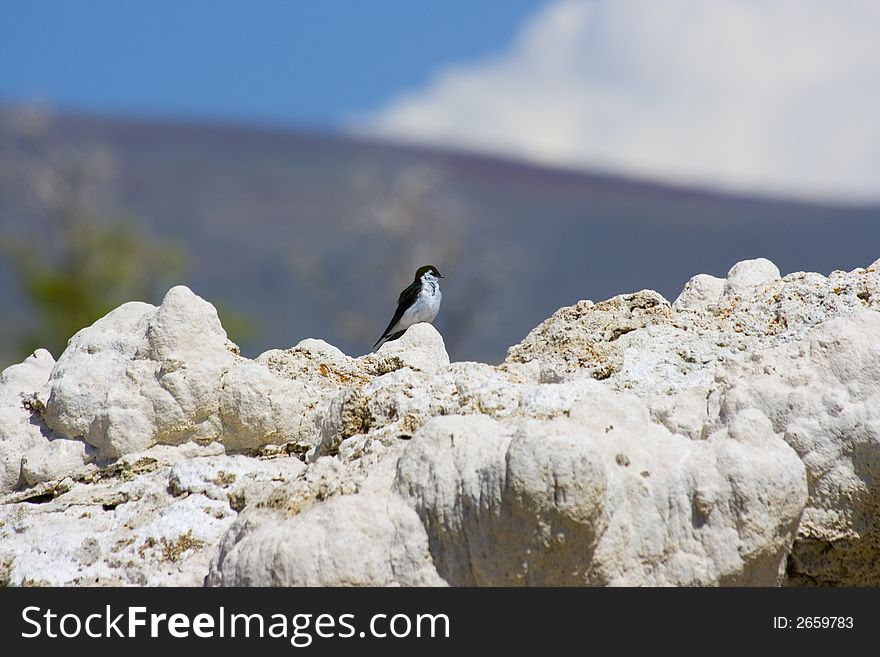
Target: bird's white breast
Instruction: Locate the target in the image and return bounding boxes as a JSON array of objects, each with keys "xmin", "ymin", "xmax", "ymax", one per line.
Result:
[{"xmin": 394, "ymin": 278, "xmax": 442, "ymax": 333}]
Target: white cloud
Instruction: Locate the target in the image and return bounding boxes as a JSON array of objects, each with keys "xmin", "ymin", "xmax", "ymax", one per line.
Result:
[{"xmin": 356, "ymin": 0, "xmax": 880, "ymax": 202}]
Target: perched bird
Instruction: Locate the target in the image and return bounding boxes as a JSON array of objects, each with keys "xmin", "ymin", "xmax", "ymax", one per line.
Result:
[{"xmin": 373, "ymin": 265, "xmax": 443, "ymax": 349}]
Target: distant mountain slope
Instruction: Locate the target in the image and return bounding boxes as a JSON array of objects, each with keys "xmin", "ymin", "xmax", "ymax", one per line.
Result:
[{"xmin": 2, "ymin": 108, "xmax": 878, "ymax": 365}]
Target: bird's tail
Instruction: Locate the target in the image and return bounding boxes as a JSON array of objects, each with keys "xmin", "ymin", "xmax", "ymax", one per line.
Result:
[{"xmin": 372, "ymin": 329, "xmax": 406, "ymax": 351}]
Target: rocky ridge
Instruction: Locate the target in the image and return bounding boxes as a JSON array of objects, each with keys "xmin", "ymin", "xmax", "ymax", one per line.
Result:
[{"xmin": 1, "ymin": 257, "xmax": 878, "ymax": 586}]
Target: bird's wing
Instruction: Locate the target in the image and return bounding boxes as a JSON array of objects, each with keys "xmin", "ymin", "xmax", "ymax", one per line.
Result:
[
  {"xmin": 397, "ymin": 278, "xmax": 420, "ymax": 306},
  {"xmin": 373, "ymin": 280, "xmax": 420, "ymax": 348}
]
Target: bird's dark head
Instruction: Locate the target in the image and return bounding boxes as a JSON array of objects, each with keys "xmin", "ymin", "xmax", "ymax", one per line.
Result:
[{"xmin": 415, "ymin": 265, "xmax": 443, "ymax": 280}]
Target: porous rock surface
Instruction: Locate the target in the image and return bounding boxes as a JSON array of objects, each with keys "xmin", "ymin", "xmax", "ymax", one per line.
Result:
[{"xmin": 1, "ymin": 257, "xmax": 878, "ymax": 587}]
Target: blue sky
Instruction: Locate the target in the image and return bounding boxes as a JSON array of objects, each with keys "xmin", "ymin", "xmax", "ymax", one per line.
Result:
[
  {"xmin": 0, "ymin": 0, "xmax": 544, "ymax": 127},
  {"xmin": 2, "ymin": 0, "xmax": 878, "ymax": 202}
]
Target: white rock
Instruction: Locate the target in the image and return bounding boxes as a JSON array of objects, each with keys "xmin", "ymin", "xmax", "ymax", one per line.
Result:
[
  {"xmin": 43, "ymin": 287, "xmax": 236, "ymax": 459},
  {"xmin": 0, "ymin": 444, "xmax": 306, "ymax": 586},
  {"xmin": 206, "ymin": 494, "xmax": 441, "ymax": 586},
  {"xmin": 505, "ymin": 291, "xmax": 670, "ymax": 381},
  {"xmin": 219, "ymin": 361, "xmax": 316, "ymax": 450},
  {"xmin": 167, "ymin": 454, "xmax": 305, "ymax": 503},
  {"xmin": 3, "ymin": 258, "xmax": 879, "ymax": 587},
  {"xmin": 0, "ymin": 348, "xmax": 55, "ymax": 406},
  {"xmin": 42, "ymin": 301, "xmax": 154, "ymax": 449},
  {"xmin": 649, "ymin": 384, "xmax": 713, "ymax": 440},
  {"xmin": 369, "ymin": 322, "xmax": 450, "ymax": 374},
  {"xmin": 313, "ymin": 365, "xmax": 460, "ymax": 459},
  {"xmin": 714, "ymin": 310, "xmax": 880, "ymax": 584},
  {"xmin": 393, "ymin": 402, "xmax": 806, "ymax": 586},
  {"xmin": 0, "ymin": 349, "xmax": 60, "ymax": 493},
  {"xmin": 723, "ymin": 258, "xmax": 781, "ymax": 297},
  {"xmin": 257, "ymin": 338, "xmax": 366, "ymax": 393},
  {"xmin": 453, "ymin": 362, "xmax": 521, "ymax": 417},
  {"xmin": 519, "ymin": 379, "xmax": 601, "ymax": 418},
  {"xmin": 282, "ymin": 338, "xmax": 348, "ymax": 365},
  {"xmin": 391, "ymin": 415, "xmax": 512, "ymax": 585},
  {"xmin": 674, "ymin": 273, "xmax": 725, "ymax": 311},
  {"xmin": 20, "ymin": 438, "xmax": 93, "ymax": 486}
]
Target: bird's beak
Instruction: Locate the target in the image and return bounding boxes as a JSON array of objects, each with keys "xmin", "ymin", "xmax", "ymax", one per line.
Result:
[{"xmin": 438, "ymin": 274, "xmax": 445, "ymax": 278}]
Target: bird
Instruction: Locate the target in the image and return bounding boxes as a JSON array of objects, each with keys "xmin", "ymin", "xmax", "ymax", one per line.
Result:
[{"xmin": 373, "ymin": 265, "xmax": 443, "ymax": 350}]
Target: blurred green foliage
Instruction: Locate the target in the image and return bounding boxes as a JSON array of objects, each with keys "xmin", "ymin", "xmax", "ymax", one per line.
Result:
[
  {"xmin": 2, "ymin": 214, "xmax": 184, "ymax": 359},
  {"xmin": 2, "ymin": 214, "xmax": 261, "ymax": 362},
  {"xmin": 1, "ymin": 108, "xmax": 259, "ymax": 367},
  {"xmin": 213, "ymin": 301, "xmax": 259, "ymax": 348}
]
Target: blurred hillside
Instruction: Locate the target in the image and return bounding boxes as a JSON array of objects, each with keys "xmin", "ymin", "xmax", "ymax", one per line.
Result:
[{"xmin": 1, "ymin": 106, "xmax": 879, "ymax": 367}]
